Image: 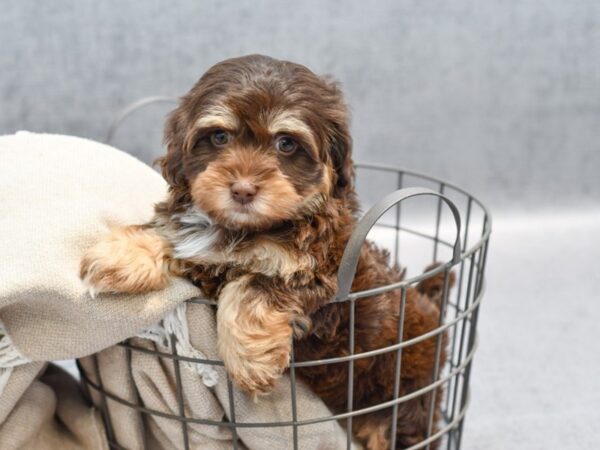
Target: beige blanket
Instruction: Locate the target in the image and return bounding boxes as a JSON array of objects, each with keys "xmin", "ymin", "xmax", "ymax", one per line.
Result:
[{"xmin": 0, "ymin": 132, "xmax": 354, "ymax": 449}]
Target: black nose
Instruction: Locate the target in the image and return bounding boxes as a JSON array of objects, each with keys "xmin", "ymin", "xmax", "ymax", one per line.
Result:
[{"xmin": 231, "ymin": 181, "xmax": 257, "ymax": 205}]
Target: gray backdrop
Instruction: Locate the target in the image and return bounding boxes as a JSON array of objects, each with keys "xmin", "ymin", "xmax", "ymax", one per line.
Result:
[
  {"xmin": 1, "ymin": 0, "xmax": 599, "ymax": 212},
  {"xmin": 3, "ymin": 2, "xmax": 600, "ymax": 449}
]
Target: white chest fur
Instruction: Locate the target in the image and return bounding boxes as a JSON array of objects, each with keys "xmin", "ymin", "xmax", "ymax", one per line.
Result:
[
  {"xmin": 167, "ymin": 206, "xmax": 315, "ymax": 279},
  {"xmin": 170, "ymin": 206, "xmax": 220, "ymax": 259}
]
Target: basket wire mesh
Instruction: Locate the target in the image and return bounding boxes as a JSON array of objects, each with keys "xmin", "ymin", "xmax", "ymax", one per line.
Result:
[{"xmin": 78, "ymin": 99, "xmax": 491, "ymax": 450}]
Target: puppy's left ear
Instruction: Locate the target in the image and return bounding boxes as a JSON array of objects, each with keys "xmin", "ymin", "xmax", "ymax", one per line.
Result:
[
  {"xmin": 323, "ymin": 78, "xmax": 355, "ymax": 200},
  {"xmin": 329, "ymin": 115, "xmax": 355, "ymax": 199}
]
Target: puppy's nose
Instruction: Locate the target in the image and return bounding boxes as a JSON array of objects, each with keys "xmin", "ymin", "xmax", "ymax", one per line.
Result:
[{"xmin": 231, "ymin": 181, "xmax": 257, "ymax": 205}]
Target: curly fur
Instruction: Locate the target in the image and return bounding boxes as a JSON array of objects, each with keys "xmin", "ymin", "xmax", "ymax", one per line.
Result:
[{"xmin": 81, "ymin": 55, "xmax": 451, "ymax": 449}]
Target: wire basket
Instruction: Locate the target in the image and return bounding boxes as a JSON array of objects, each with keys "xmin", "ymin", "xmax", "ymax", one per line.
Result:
[{"xmin": 78, "ymin": 99, "xmax": 491, "ymax": 450}]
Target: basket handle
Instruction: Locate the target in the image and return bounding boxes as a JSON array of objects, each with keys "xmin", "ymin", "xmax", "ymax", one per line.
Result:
[
  {"xmin": 105, "ymin": 96, "xmax": 179, "ymax": 145},
  {"xmin": 335, "ymin": 187, "xmax": 462, "ymax": 302}
]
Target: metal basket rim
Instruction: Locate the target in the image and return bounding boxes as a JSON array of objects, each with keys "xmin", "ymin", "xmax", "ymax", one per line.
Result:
[
  {"xmin": 80, "ymin": 342, "xmax": 476, "ymax": 429},
  {"xmin": 354, "ymin": 162, "xmax": 492, "ymax": 242}
]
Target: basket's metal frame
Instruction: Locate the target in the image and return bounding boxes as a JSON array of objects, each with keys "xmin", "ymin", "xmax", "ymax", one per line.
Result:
[{"xmin": 80, "ymin": 98, "xmax": 492, "ymax": 450}]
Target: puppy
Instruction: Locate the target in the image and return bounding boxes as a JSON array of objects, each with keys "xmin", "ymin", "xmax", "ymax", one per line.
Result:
[{"xmin": 81, "ymin": 55, "xmax": 450, "ymax": 449}]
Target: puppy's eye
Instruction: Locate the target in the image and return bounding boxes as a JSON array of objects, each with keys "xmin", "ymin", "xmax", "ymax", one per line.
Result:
[
  {"xmin": 275, "ymin": 136, "xmax": 298, "ymax": 154},
  {"xmin": 210, "ymin": 129, "xmax": 230, "ymax": 147}
]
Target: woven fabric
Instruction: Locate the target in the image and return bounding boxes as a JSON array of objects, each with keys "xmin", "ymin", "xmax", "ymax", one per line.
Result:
[{"xmin": 0, "ymin": 132, "xmax": 355, "ymax": 449}]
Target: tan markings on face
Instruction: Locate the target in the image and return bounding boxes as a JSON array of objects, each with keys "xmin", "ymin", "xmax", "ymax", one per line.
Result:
[
  {"xmin": 190, "ymin": 148, "xmax": 304, "ymax": 230},
  {"xmin": 194, "ymin": 105, "xmax": 239, "ymax": 131},
  {"xmin": 322, "ymin": 163, "xmax": 335, "ymax": 195},
  {"xmin": 80, "ymin": 225, "xmax": 172, "ymax": 296},
  {"xmin": 184, "ymin": 105, "xmax": 239, "ymax": 151},
  {"xmin": 216, "ymin": 275, "xmax": 293, "ymax": 395},
  {"xmin": 267, "ymin": 110, "xmax": 317, "ymax": 155},
  {"xmin": 315, "ymin": 163, "xmax": 333, "ymax": 197},
  {"xmin": 285, "ymin": 163, "xmax": 330, "ymax": 215}
]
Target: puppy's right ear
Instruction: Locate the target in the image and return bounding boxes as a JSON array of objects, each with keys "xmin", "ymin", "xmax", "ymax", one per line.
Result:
[{"xmin": 156, "ymin": 106, "xmax": 188, "ymax": 190}]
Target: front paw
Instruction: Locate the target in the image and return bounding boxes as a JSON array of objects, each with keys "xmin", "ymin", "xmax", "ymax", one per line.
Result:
[
  {"xmin": 291, "ymin": 314, "xmax": 312, "ymax": 339},
  {"xmin": 216, "ymin": 277, "xmax": 293, "ymax": 396},
  {"xmin": 220, "ymin": 331, "xmax": 291, "ymax": 397},
  {"xmin": 80, "ymin": 226, "xmax": 171, "ymax": 296},
  {"xmin": 417, "ymin": 262, "xmax": 456, "ymax": 308}
]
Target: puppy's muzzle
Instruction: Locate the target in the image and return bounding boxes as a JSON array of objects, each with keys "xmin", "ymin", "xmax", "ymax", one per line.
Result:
[{"xmin": 231, "ymin": 181, "xmax": 257, "ymax": 205}]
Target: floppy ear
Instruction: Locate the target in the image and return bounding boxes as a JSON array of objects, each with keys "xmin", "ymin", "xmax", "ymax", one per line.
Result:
[
  {"xmin": 322, "ymin": 77, "xmax": 355, "ymax": 200},
  {"xmin": 156, "ymin": 105, "xmax": 189, "ymax": 191},
  {"xmin": 330, "ymin": 119, "xmax": 355, "ymax": 199}
]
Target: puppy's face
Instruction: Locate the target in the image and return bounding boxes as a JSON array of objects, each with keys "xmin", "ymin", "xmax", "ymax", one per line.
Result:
[{"xmin": 160, "ymin": 55, "xmax": 354, "ymax": 231}]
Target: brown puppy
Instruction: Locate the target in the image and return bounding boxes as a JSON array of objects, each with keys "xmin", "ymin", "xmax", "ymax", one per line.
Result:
[{"xmin": 81, "ymin": 55, "xmax": 449, "ymax": 449}]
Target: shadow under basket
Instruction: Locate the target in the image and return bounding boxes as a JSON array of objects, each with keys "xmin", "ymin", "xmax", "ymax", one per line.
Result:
[{"xmin": 78, "ymin": 100, "xmax": 492, "ymax": 450}]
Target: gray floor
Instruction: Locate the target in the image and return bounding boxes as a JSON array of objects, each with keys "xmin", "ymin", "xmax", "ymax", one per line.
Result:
[{"xmin": 461, "ymin": 209, "xmax": 600, "ymax": 450}]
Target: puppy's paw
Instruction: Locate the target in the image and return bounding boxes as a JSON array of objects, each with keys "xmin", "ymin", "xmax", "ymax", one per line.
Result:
[
  {"xmin": 216, "ymin": 276, "xmax": 293, "ymax": 397},
  {"xmin": 220, "ymin": 332, "xmax": 291, "ymax": 398},
  {"xmin": 417, "ymin": 262, "xmax": 456, "ymax": 307},
  {"xmin": 80, "ymin": 226, "xmax": 171, "ymax": 296},
  {"xmin": 291, "ymin": 314, "xmax": 312, "ymax": 339}
]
